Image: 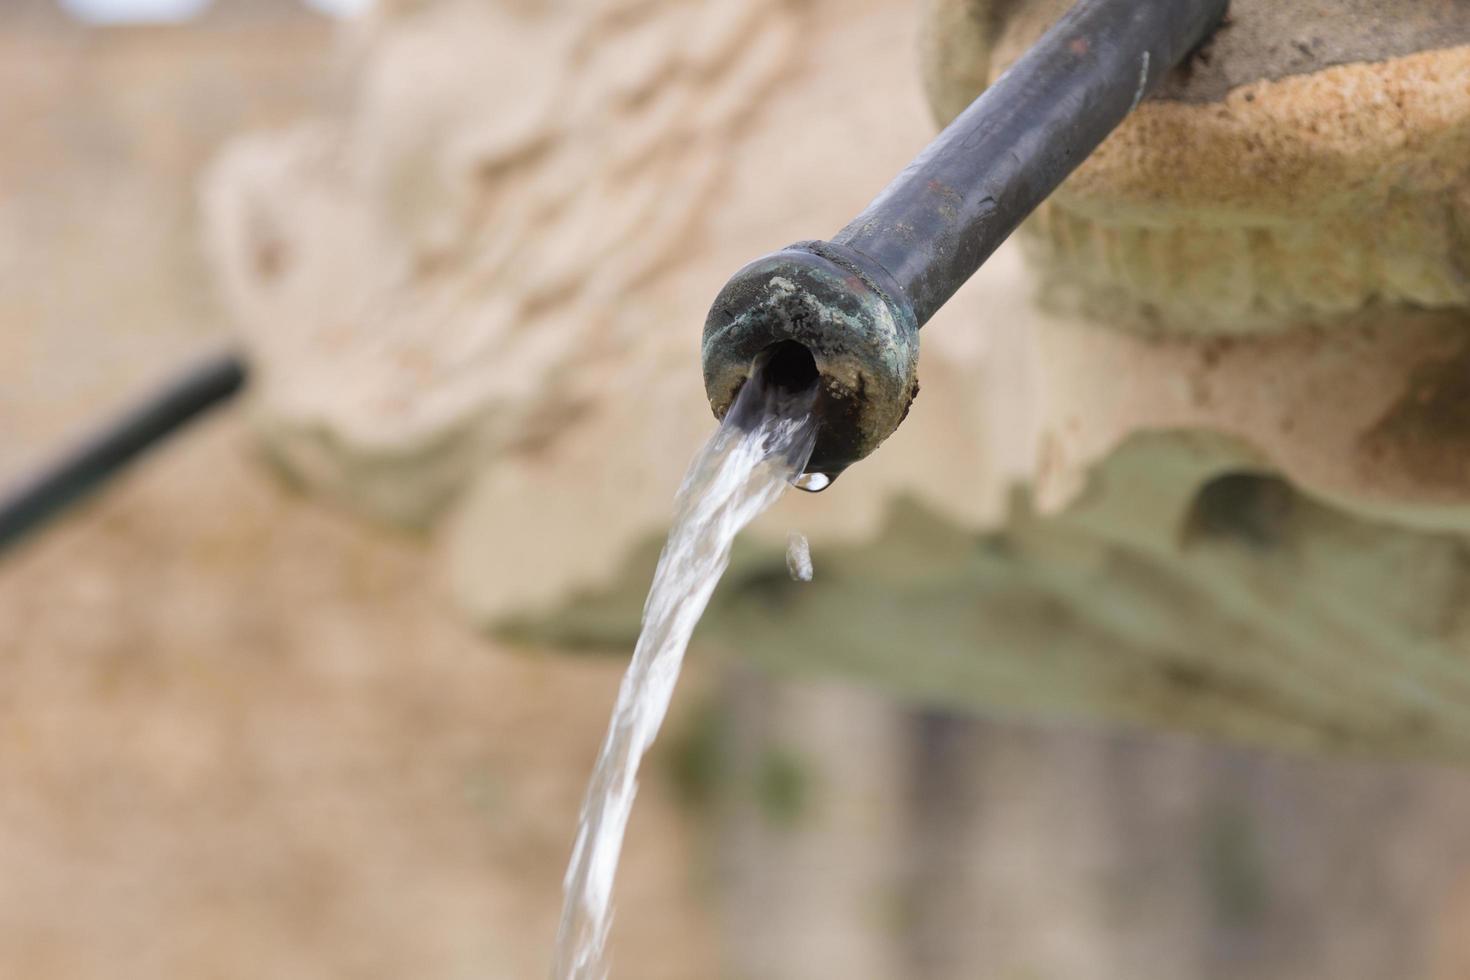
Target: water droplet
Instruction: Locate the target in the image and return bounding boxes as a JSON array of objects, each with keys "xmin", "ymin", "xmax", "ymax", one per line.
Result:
[
  {"xmin": 786, "ymin": 530, "xmax": 813, "ymax": 582},
  {"xmin": 794, "ymin": 472, "xmax": 831, "ymax": 493}
]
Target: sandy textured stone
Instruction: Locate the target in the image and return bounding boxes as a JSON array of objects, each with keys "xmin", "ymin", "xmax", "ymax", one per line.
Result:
[
  {"xmin": 1026, "ymin": 48, "xmax": 1470, "ymax": 334},
  {"xmin": 926, "ymin": 2, "xmax": 1470, "ymax": 334}
]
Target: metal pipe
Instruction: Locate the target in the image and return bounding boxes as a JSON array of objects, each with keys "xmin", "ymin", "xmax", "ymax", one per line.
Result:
[
  {"xmin": 0, "ymin": 350, "xmax": 246, "ymax": 557},
  {"xmin": 702, "ymin": 0, "xmax": 1228, "ymax": 485}
]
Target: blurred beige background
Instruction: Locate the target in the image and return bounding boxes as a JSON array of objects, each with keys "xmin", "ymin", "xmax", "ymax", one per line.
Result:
[{"xmin": 5, "ymin": 2, "xmax": 1470, "ymax": 979}]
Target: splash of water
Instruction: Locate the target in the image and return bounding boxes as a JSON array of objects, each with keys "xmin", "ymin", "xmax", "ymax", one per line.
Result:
[{"xmin": 552, "ymin": 366, "xmax": 818, "ymax": 980}]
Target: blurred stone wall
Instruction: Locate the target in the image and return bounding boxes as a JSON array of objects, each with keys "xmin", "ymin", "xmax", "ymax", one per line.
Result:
[
  {"xmin": 0, "ymin": 4, "xmax": 720, "ymax": 978},
  {"xmin": 0, "ymin": 0, "xmax": 334, "ymax": 484},
  {"xmin": 712, "ymin": 679, "xmax": 1470, "ymax": 980}
]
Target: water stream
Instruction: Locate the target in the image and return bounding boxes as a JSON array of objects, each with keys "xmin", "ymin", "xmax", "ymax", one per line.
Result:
[{"xmin": 551, "ymin": 361, "xmax": 818, "ymax": 980}]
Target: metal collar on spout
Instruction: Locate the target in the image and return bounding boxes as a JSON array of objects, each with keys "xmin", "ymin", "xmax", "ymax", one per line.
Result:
[
  {"xmin": 701, "ymin": 0, "xmax": 1228, "ymax": 488},
  {"xmin": 702, "ymin": 240, "xmax": 918, "ymax": 483}
]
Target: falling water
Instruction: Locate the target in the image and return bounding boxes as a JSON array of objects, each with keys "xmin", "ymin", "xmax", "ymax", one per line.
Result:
[
  {"xmin": 552, "ymin": 360, "xmax": 819, "ymax": 980},
  {"xmin": 785, "ymin": 530, "xmax": 813, "ymax": 582}
]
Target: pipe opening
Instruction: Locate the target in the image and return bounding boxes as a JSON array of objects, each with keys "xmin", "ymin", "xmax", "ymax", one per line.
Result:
[
  {"xmin": 748, "ymin": 340, "xmax": 832, "ymax": 491},
  {"xmin": 761, "ymin": 341, "xmax": 835, "ymax": 492},
  {"xmin": 758, "ymin": 340, "xmax": 819, "ymax": 396}
]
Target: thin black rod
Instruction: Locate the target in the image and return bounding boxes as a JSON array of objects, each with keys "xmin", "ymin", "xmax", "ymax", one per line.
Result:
[
  {"xmin": 834, "ymin": 0, "xmax": 1226, "ymax": 327},
  {"xmin": 0, "ymin": 350, "xmax": 247, "ymax": 556}
]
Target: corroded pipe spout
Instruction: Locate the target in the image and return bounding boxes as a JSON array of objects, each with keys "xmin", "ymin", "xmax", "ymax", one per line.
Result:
[{"xmin": 702, "ymin": 0, "xmax": 1228, "ymax": 486}]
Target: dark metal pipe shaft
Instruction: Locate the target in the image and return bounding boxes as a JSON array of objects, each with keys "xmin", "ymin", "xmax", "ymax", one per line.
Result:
[
  {"xmin": 703, "ymin": 0, "xmax": 1228, "ymax": 483},
  {"xmin": 0, "ymin": 350, "xmax": 246, "ymax": 557},
  {"xmin": 836, "ymin": 0, "xmax": 1225, "ymax": 328}
]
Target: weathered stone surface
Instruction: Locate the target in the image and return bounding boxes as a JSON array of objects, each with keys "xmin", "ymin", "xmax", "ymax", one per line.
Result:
[
  {"xmin": 205, "ymin": 0, "xmax": 829, "ymax": 524},
  {"xmin": 209, "ymin": 0, "xmax": 1470, "ymax": 759},
  {"xmin": 959, "ymin": 0, "xmax": 1470, "ymax": 107},
  {"xmin": 1028, "ymin": 48, "xmax": 1470, "ymax": 335}
]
